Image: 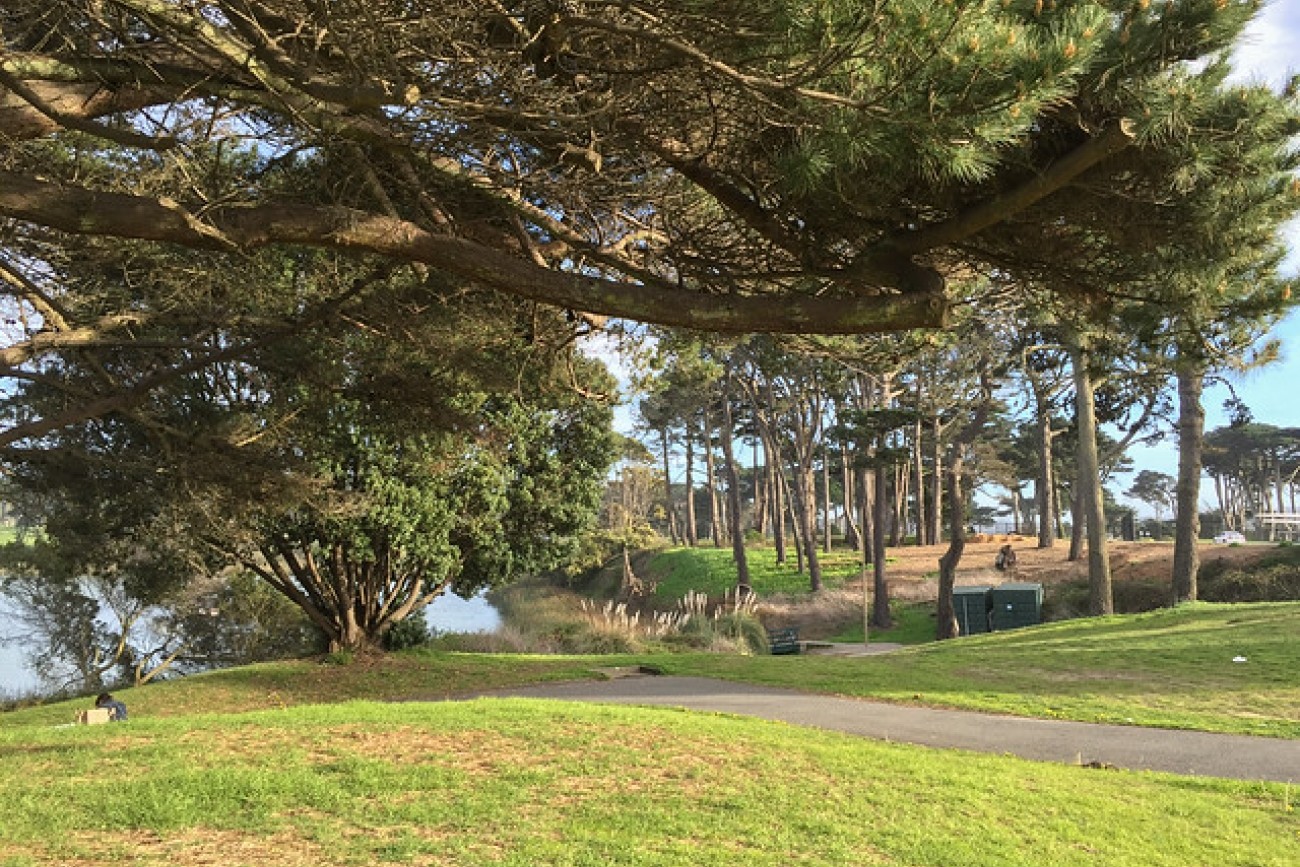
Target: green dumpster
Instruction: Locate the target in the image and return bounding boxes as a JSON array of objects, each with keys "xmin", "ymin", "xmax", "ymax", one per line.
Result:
[
  {"xmin": 953, "ymin": 586, "xmax": 992, "ymax": 636},
  {"xmin": 989, "ymin": 582, "xmax": 1043, "ymax": 631}
]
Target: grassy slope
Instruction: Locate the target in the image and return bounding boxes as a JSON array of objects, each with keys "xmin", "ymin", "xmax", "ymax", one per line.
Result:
[
  {"xmin": 658, "ymin": 602, "xmax": 1300, "ymax": 737},
  {"xmin": 649, "ymin": 545, "xmax": 873, "ymax": 597},
  {"xmin": 3, "ymin": 603, "xmax": 1297, "ymax": 738},
  {"xmin": 2, "ymin": 604, "xmax": 1299, "ymax": 865},
  {"xmin": 2, "ymin": 701, "xmax": 1297, "ymax": 866},
  {"xmin": 647, "ymin": 544, "xmax": 937, "ymax": 644}
]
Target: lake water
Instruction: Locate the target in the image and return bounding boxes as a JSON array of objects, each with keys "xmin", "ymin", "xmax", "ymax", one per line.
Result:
[
  {"xmin": 0, "ymin": 589, "xmax": 502, "ymax": 699},
  {"xmin": 0, "ymin": 599, "xmax": 39, "ymax": 697},
  {"xmin": 424, "ymin": 589, "xmax": 501, "ymax": 634}
]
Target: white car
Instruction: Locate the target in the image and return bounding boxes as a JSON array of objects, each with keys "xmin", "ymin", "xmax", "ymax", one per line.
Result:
[{"xmin": 1213, "ymin": 531, "xmax": 1246, "ymax": 544}]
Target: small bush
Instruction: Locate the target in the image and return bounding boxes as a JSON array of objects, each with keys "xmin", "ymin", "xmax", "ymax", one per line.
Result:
[
  {"xmin": 1043, "ymin": 579, "xmax": 1171, "ymax": 619},
  {"xmin": 1201, "ymin": 563, "xmax": 1300, "ymax": 603},
  {"xmin": 711, "ymin": 612, "xmax": 769, "ymax": 654},
  {"xmin": 383, "ymin": 616, "xmax": 431, "ymax": 651}
]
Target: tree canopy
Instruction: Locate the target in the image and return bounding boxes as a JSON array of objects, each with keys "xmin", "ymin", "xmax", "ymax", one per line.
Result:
[
  {"xmin": 1, "ymin": 0, "xmax": 1282, "ymax": 342},
  {"xmin": 1, "ymin": 257, "xmax": 619, "ymax": 653},
  {"xmin": 2, "ymin": 1, "xmax": 1299, "ymax": 654}
]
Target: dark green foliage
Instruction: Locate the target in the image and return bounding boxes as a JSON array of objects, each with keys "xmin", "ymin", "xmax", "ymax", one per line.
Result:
[
  {"xmin": 382, "ymin": 616, "xmax": 432, "ymax": 652},
  {"xmin": 1043, "ymin": 547, "xmax": 1300, "ymax": 620},
  {"xmin": 1199, "ymin": 547, "xmax": 1300, "ymax": 603},
  {"xmin": 1, "ymin": 256, "xmax": 618, "ymax": 655},
  {"xmin": 1043, "ymin": 579, "xmax": 1173, "ymax": 621}
]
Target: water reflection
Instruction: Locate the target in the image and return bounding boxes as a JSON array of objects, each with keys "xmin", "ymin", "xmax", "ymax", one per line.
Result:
[
  {"xmin": 423, "ymin": 590, "xmax": 501, "ymax": 635},
  {"xmin": 0, "ymin": 587, "xmax": 503, "ymax": 699},
  {"xmin": 0, "ymin": 601, "xmax": 39, "ymax": 697}
]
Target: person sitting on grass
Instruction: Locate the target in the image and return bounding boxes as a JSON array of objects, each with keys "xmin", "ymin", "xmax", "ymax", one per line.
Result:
[
  {"xmin": 95, "ymin": 692, "xmax": 128, "ymax": 722},
  {"xmin": 994, "ymin": 544, "xmax": 1017, "ymax": 572}
]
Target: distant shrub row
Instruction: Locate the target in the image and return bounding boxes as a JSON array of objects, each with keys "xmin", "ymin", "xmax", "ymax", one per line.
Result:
[{"xmin": 1043, "ymin": 546, "xmax": 1300, "ymax": 620}]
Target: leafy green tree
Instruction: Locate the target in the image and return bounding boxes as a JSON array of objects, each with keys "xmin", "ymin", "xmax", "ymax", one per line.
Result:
[
  {"xmin": 1204, "ymin": 422, "xmax": 1300, "ymax": 533},
  {"xmin": 1127, "ymin": 470, "xmax": 1177, "ymax": 534},
  {"xmin": 3, "ymin": 259, "xmax": 617, "ymax": 653},
  {"xmin": 1, "ymin": 0, "xmax": 1278, "ymax": 344}
]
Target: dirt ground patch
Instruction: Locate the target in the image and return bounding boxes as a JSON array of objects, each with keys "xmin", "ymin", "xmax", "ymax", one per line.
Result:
[{"xmin": 856, "ymin": 537, "xmax": 1272, "ymax": 601}]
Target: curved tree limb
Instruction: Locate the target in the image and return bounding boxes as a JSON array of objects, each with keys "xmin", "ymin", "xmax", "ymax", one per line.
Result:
[{"xmin": 0, "ymin": 172, "xmax": 950, "ymax": 334}]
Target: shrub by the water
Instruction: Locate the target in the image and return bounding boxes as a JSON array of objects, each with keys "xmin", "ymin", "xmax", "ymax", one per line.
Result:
[{"xmin": 383, "ymin": 616, "xmax": 432, "ymax": 651}]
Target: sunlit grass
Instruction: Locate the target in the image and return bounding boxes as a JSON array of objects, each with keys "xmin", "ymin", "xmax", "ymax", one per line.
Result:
[
  {"xmin": 648, "ymin": 544, "xmax": 871, "ymax": 598},
  {"xmin": 659, "ymin": 602, "xmax": 1300, "ymax": 737},
  {"xmin": 4, "ymin": 602, "xmax": 1295, "ymax": 739},
  {"xmin": 2, "ymin": 700, "xmax": 1296, "ymax": 866}
]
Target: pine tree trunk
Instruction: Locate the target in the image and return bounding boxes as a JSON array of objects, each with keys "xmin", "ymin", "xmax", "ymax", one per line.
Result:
[
  {"xmin": 913, "ymin": 418, "xmax": 927, "ymax": 545},
  {"xmin": 842, "ymin": 443, "xmax": 862, "ymax": 550},
  {"xmin": 1036, "ymin": 406, "xmax": 1056, "ymax": 549},
  {"xmin": 929, "ymin": 416, "xmax": 944, "ymax": 544},
  {"xmin": 936, "ymin": 449, "xmax": 965, "ymax": 640},
  {"xmin": 702, "ymin": 407, "xmax": 722, "ymax": 547},
  {"xmin": 764, "ymin": 434, "xmax": 786, "ymax": 564},
  {"xmin": 719, "ymin": 378, "xmax": 751, "ymax": 593},
  {"xmin": 753, "ymin": 442, "xmax": 767, "ymax": 536},
  {"xmin": 1068, "ymin": 487, "xmax": 1084, "ymax": 561},
  {"xmin": 684, "ymin": 429, "xmax": 698, "ymax": 546},
  {"xmin": 659, "ymin": 428, "xmax": 679, "ymax": 545},
  {"xmin": 871, "ymin": 461, "xmax": 892, "ymax": 627},
  {"xmin": 1172, "ymin": 361, "xmax": 1205, "ymax": 603},
  {"xmin": 890, "ymin": 462, "xmax": 906, "ymax": 547},
  {"xmin": 788, "ymin": 458, "xmax": 824, "ymax": 591},
  {"xmin": 783, "ymin": 469, "xmax": 805, "ymax": 574},
  {"xmin": 859, "ymin": 464, "xmax": 874, "ymax": 564},
  {"xmin": 1069, "ymin": 336, "xmax": 1113, "ymax": 616},
  {"xmin": 822, "ymin": 447, "xmax": 833, "ymax": 553}
]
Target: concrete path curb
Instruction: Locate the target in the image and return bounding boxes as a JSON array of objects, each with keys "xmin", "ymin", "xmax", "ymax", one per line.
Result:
[{"xmin": 467, "ymin": 675, "xmax": 1300, "ymax": 783}]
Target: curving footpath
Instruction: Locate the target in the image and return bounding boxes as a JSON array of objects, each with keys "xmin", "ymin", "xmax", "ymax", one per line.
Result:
[{"xmin": 468, "ymin": 674, "xmax": 1300, "ymax": 783}]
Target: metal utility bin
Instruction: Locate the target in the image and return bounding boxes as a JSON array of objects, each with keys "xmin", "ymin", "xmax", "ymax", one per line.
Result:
[
  {"xmin": 989, "ymin": 582, "xmax": 1043, "ymax": 631},
  {"xmin": 953, "ymin": 586, "xmax": 992, "ymax": 636}
]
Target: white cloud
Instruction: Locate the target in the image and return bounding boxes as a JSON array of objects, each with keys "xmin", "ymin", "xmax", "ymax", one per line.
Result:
[{"xmin": 1231, "ymin": 0, "xmax": 1299, "ymax": 88}]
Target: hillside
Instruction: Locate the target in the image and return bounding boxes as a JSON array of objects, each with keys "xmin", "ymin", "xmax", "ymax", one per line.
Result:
[{"xmin": 852, "ymin": 538, "xmax": 1272, "ymax": 601}]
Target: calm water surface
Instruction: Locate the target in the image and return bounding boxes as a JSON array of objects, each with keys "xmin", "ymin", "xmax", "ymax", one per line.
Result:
[{"xmin": 0, "ymin": 590, "xmax": 501, "ymax": 699}]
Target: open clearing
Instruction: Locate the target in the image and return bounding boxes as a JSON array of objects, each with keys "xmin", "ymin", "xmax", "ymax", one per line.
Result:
[{"xmin": 848, "ymin": 537, "xmax": 1269, "ymax": 600}]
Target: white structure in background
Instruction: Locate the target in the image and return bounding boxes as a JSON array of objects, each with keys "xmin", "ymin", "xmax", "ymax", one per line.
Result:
[{"xmin": 1250, "ymin": 513, "xmax": 1300, "ymax": 541}]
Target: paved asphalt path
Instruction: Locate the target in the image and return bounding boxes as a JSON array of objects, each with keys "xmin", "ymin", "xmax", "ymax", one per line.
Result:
[{"xmin": 468, "ymin": 674, "xmax": 1299, "ymax": 783}]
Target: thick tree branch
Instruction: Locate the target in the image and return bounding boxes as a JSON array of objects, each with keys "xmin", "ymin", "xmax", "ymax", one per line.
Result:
[
  {"xmin": 0, "ymin": 315, "xmax": 180, "ymax": 368},
  {"xmin": 0, "ymin": 335, "xmax": 263, "ymax": 449},
  {"xmin": 0, "ymin": 64, "xmax": 177, "ymax": 150},
  {"xmin": 0, "ymin": 173, "xmax": 949, "ymax": 333}
]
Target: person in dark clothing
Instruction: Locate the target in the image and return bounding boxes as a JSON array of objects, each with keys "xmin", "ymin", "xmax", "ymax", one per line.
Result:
[
  {"xmin": 994, "ymin": 544, "xmax": 1017, "ymax": 572},
  {"xmin": 95, "ymin": 692, "xmax": 128, "ymax": 721}
]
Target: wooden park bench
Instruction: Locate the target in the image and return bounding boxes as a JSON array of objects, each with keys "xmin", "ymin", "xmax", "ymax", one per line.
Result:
[{"xmin": 767, "ymin": 626, "xmax": 801, "ymax": 655}]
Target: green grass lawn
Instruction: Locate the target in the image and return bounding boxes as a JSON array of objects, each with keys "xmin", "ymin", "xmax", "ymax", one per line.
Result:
[
  {"xmin": 2, "ymin": 603, "xmax": 1298, "ymax": 864},
  {"xmin": 825, "ymin": 600, "xmax": 937, "ymax": 645},
  {"xmin": 2, "ymin": 700, "xmax": 1296, "ymax": 866},
  {"xmin": 647, "ymin": 544, "xmax": 873, "ymax": 598},
  {"xmin": 4, "ymin": 602, "xmax": 1296, "ymax": 739},
  {"xmin": 658, "ymin": 601, "xmax": 1300, "ymax": 738}
]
